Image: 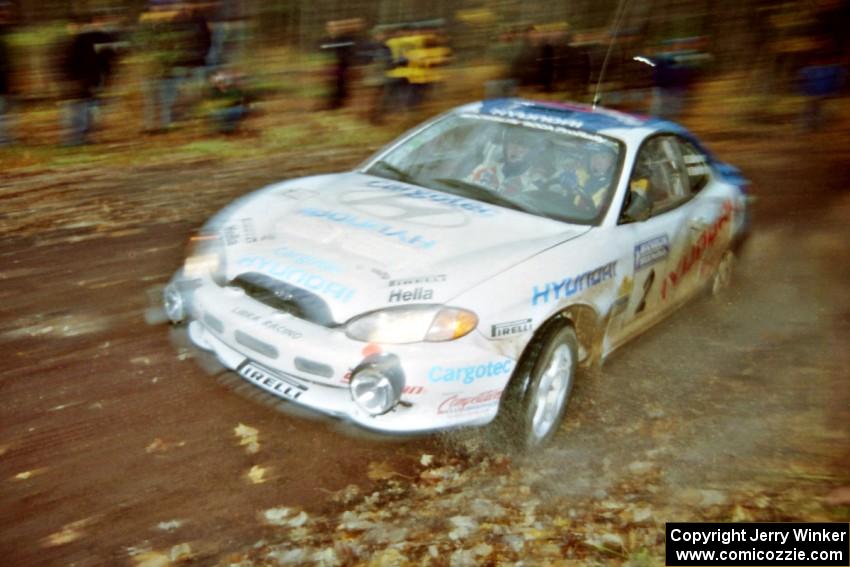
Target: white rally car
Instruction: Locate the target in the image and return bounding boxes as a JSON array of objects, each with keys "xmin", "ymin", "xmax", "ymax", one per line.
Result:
[{"xmin": 164, "ymin": 99, "xmax": 749, "ymax": 449}]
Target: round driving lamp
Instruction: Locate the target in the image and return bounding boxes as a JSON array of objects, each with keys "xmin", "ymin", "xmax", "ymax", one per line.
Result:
[
  {"xmin": 163, "ymin": 283, "xmax": 185, "ymax": 324},
  {"xmin": 349, "ymin": 354, "xmax": 405, "ymax": 416}
]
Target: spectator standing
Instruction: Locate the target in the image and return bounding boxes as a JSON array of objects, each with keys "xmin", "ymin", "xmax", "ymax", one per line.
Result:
[
  {"xmin": 139, "ymin": 4, "xmax": 177, "ymax": 132},
  {"xmin": 138, "ymin": 2, "xmax": 211, "ymax": 133},
  {"xmin": 173, "ymin": 4, "xmax": 211, "ymax": 97},
  {"xmin": 320, "ymin": 18, "xmax": 362, "ymax": 110},
  {"xmin": 60, "ymin": 13, "xmax": 120, "ymax": 146},
  {"xmin": 361, "ymin": 27, "xmax": 393, "ymax": 123},
  {"xmin": 485, "ymin": 26, "xmax": 522, "ymax": 98},
  {"xmin": 798, "ymin": 51, "xmax": 846, "ymax": 132},
  {"xmin": 649, "ymin": 51, "xmax": 693, "ymax": 119}
]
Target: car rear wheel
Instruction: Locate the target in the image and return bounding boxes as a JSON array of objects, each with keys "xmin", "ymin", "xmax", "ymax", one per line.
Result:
[{"xmin": 495, "ymin": 323, "xmax": 578, "ymax": 450}]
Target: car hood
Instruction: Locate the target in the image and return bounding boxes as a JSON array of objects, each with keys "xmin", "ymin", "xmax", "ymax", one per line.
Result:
[{"xmin": 214, "ymin": 172, "xmax": 590, "ymax": 322}]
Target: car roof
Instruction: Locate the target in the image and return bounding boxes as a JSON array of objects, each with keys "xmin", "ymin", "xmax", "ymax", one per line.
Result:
[
  {"xmin": 463, "ymin": 98, "xmax": 686, "ymax": 138},
  {"xmin": 456, "ymin": 98, "xmax": 744, "ymax": 185}
]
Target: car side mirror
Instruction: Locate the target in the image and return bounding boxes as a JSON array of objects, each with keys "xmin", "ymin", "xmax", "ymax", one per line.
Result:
[{"xmin": 621, "ymin": 189, "xmax": 652, "ymax": 223}]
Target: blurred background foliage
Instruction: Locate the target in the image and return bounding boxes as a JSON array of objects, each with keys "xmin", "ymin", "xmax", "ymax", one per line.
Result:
[{"xmin": 0, "ymin": 0, "xmax": 846, "ymax": 170}]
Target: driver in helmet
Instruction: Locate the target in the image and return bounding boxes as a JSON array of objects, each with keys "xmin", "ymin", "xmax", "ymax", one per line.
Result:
[
  {"xmin": 468, "ymin": 127, "xmax": 548, "ymax": 196},
  {"xmin": 582, "ymin": 145, "xmax": 617, "ymax": 204}
]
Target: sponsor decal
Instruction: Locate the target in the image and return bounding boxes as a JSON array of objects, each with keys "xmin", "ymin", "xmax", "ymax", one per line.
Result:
[
  {"xmin": 428, "ymin": 360, "xmax": 513, "ymax": 385},
  {"xmin": 273, "ymin": 245, "xmax": 342, "ymax": 274},
  {"xmin": 237, "ymin": 255, "xmax": 355, "ymax": 303},
  {"xmin": 491, "ymin": 318, "xmax": 533, "ymax": 338},
  {"xmin": 238, "ymin": 361, "xmax": 306, "ymax": 401},
  {"xmin": 481, "ymin": 99, "xmax": 644, "ymax": 129},
  {"xmin": 486, "ymin": 107, "xmax": 585, "ymax": 130},
  {"xmin": 232, "ymin": 307, "xmax": 262, "ymax": 321},
  {"xmin": 223, "ymin": 218, "xmax": 269, "ymax": 246},
  {"xmin": 241, "ymin": 218, "xmax": 258, "ymax": 244},
  {"xmin": 365, "ymin": 180, "xmax": 497, "ymax": 218},
  {"xmin": 341, "ymin": 188, "xmax": 472, "ymax": 228},
  {"xmin": 388, "ymin": 287, "xmax": 434, "ymax": 303},
  {"xmin": 438, "ymin": 389, "xmax": 503, "ymax": 415},
  {"xmin": 296, "ymin": 207, "xmax": 436, "ymax": 250},
  {"xmin": 261, "ymin": 319, "xmax": 302, "ymax": 339},
  {"xmin": 223, "ymin": 218, "xmax": 274, "ymax": 247},
  {"xmin": 634, "ymin": 235, "xmax": 669, "ymax": 270},
  {"xmin": 388, "ymin": 274, "xmax": 446, "ymax": 287},
  {"xmin": 532, "ymin": 261, "xmax": 617, "ymax": 306},
  {"xmin": 370, "ymin": 267, "xmax": 391, "ymax": 280},
  {"xmin": 339, "ymin": 369, "xmax": 424, "ymax": 395},
  {"xmin": 661, "ymin": 201, "xmax": 733, "ymax": 300},
  {"xmin": 223, "ymin": 224, "xmax": 239, "ymax": 246}
]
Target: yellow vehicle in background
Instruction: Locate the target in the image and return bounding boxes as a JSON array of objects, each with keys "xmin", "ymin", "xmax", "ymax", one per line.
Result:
[{"xmin": 385, "ymin": 31, "xmax": 451, "ymax": 87}]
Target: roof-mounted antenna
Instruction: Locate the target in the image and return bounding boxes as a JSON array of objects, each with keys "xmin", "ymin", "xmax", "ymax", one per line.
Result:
[{"xmin": 593, "ymin": 0, "xmax": 633, "ymax": 109}]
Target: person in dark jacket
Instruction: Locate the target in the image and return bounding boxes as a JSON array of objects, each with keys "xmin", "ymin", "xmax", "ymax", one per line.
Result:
[
  {"xmin": 321, "ymin": 18, "xmax": 361, "ymax": 110},
  {"xmin": 60, "ymin": 13, "xmax": 120, "ymax": 145}
]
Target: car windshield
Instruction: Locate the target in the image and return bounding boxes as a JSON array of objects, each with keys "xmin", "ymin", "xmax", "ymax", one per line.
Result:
[{"xmin": 364, "ymin": 113, "xmax": 624, "ymax": 225}]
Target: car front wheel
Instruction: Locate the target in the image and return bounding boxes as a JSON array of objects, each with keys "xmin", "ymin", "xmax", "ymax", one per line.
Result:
[{"xmin": 497, "ymin": 323, "xmax": 578, "ymax": 450}]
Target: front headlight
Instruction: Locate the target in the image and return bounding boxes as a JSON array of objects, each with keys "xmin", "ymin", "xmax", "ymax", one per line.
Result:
[
  {"xmin": 183, "ymin": 233, "xmax": 227, "ymax": 285},
  {"xmin": 345, "ymin": 305, "xmax": 478, "ymax": 344}
]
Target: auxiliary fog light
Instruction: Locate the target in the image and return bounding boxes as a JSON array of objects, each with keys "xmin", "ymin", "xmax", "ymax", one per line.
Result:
[
  {"xmin": 349, "ymin": 354, "xmax": 405, "ymax": 416},
  {"xmin": 163, "ymin": 283, "xmax": 185, "ymax": 324}
]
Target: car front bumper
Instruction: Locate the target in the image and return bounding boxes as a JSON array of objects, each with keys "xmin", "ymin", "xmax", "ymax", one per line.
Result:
[{"xmin": 166, "ymin": 272, "xmax": 515, "ymax": 434}]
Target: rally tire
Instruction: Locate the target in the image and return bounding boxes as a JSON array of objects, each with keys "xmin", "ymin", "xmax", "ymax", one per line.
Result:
[{"xmin": 495, "ymin": 322, "xmax": 578, "ymax": 451}]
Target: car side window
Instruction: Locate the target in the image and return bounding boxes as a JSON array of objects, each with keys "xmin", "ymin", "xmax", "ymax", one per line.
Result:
[
  {"xmin": 678, "ymin": 139, "xmax": 711, "ymax": 193},
  {"xmin": 625, "ymin": 136, "xmax": 689, "ymax": 218}
]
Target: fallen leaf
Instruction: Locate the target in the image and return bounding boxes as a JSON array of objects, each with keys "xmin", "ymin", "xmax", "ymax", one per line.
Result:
[
  {"xmin": 367, "ymin": 461, "xmax": 401, "ymax": 481},
  {"xmin": 157, "ymin": 519, "xmax": 184, "ymax": 532},
  {"xmin": 132, "ymin": 551, "xmax": 170, "ymax": 567},
  {"xmin": 287, "ymin": 511, "xmax": 309, "ymax": 528},
  {"xmin": 368, "ymin": 548, "xmax": 406, "ymax": 566},
  {"xmin": 331, "ymin": 484, "xmax": 361, "ymax": 505},
  {"xmin": 12, "ymin": 467, "xmax": 48, "ymax": 481},
  {"xmin": 264, "ymin": 507, "xmax": 296, "ymax": 526},
  {"xmin": 169, "ymin": 543, "xmax": 192, "ymax": 562},
  {"xmin": 472, "ymin": 543, "xmax": 493, "ymax": 557},
  {"xmin": 146, "ymin": 439, "xmax": 185, "ymax": 454},
  {"xmin": 42, "ymin": 518, "xmax": 92, "ymax": 547},
  {"xmin": 263, "ymin": 507, "xmax": 309, "ymax": 528},
  {"xmin": 448, "ymin": 516, "xmax": 478, "ymax": 540},
  {"xmin": 234, "ymin": 423, "xmax": 260, "ymax": 454},
  {"xmin": 311, "ymin": 548, "xmax": 339, "ymax": 564},
  {"xmin": 731, "ymin": 505, "xmax": 753, "ymax": 522},
  {"xmin": 630, "ymin": 506, "xmax": 654, "ymax": 523},
  {"xmin": 420, "ymin": 454, "xmax": 434, "ymax": 467},
  {"xmin": 246, "ymin": 465, "xmax": 269, "ymax": 484}
]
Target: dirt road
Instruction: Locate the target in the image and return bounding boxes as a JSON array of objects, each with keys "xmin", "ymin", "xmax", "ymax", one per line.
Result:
[{"xmin": 1, "ymin": 132, "xmax": 848, "ymax": 565}]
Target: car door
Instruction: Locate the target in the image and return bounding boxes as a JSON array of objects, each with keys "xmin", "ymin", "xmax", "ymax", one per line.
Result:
[
  {"xmin": 604, "ymin": 135, "xmax": 694, "ymax": 352},
  {"xmin": 658, "ymin": 136, "xmax": 736, "ymax": 303}
]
